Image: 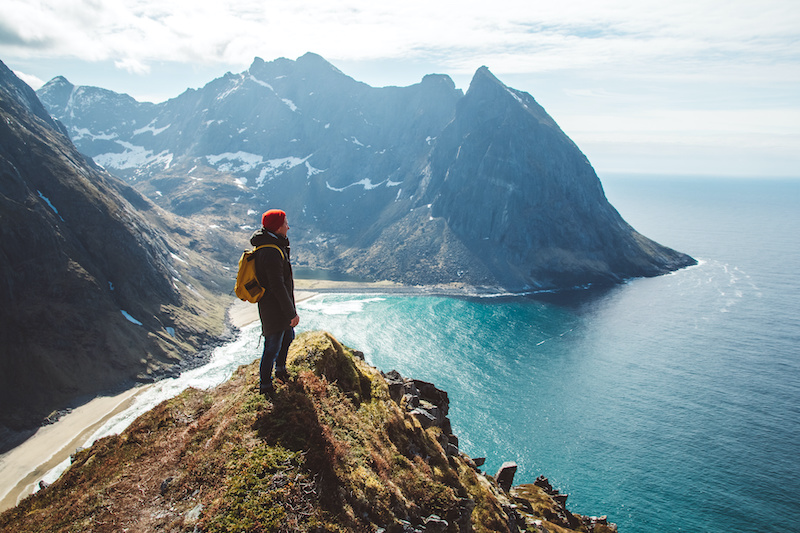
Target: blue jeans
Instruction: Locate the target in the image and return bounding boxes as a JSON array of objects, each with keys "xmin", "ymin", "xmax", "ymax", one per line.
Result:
[{"xmin": 260, "ymin": 327, "xmax": 294, "ymax": 387}]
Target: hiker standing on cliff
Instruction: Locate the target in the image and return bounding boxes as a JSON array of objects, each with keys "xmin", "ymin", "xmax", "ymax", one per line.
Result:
[{"xmin": 251, "ymin": 209, "xmax": 299, "ymax": 395}]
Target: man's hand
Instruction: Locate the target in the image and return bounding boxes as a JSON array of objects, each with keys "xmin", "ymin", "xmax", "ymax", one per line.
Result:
[{"xmin": 290, "ymin": 315, "xmax": 300, "ymax": 328}]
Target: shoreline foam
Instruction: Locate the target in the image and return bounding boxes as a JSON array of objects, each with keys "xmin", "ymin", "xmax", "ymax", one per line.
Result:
[
  {"xmin": 0, "ymin": 278, "xmax": 512, "ymax": 512},
  {"xmin": 0, "ymin": 386, "xmax": 148, "ymax": 511},
  {"xmin": 0, "ymin": 282, "xmax": 386, "ymax": 512}
]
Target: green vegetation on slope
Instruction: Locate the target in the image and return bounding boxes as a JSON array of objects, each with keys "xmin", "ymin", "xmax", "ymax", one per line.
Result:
[{"xmin": 0, "ymin": 331, "xmax": 615, "ymax": 533}]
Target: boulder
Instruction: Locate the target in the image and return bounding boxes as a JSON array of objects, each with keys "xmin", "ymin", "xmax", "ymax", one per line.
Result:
[{"xmin": 495, "ymin": 461, "xmax": 518, "ymax": 492}]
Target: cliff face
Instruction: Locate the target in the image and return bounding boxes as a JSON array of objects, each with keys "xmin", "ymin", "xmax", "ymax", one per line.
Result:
[
  {"xmin": 423, "ymin": 67, "xmax": 694, "ymax": 288},
  {"xmin": 37, "ymin": 53, "xmax": 695, "ymax": 292},
  {"xmin": 0, "ymin": 331, "xmax": 617, "ymax": 533},
  {"xmin": 0, "ymin": 60, "xmax": 232, "ymax": 439}
]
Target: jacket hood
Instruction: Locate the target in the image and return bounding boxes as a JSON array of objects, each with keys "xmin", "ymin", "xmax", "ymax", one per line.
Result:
[{"xmin": 250, "ymin": 228, "xmax": 289, "ymax": 248}]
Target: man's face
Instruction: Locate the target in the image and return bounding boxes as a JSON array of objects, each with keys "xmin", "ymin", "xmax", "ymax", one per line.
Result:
[{"xmin": 275, "ymin": 218, "xmax": 290, "ymax": 237}]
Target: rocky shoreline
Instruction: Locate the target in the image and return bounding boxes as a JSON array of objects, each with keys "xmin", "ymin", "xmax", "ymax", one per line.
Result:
[{"xmin": 383, "ymin": 367, "xmax": 617, "ymax": 532}]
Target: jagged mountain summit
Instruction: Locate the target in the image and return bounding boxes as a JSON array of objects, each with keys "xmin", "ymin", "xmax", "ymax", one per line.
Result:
[
  {"xmin": 37, "ymin": 52, "xmax": 695, "ymax": 290},
  {"xmin": 0, "ymin": 60, "xmax": 230, "ymax": 439}
]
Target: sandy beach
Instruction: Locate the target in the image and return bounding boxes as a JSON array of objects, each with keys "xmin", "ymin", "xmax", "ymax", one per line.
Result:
[
  {"xmin": 0, "ymin": 386, "xmax": 148, "ymax": 511},
  {"xmin": 0, "ymin": 282, "xmax": 382, "ymax": 512},
  {"xmin": 227, "ymin": 287, "xmax": 320, "ymax": 327},
  {"xmin": 228, "ymin": 277, "xmax": 421, "ymax": 329},
  {"xmin": 0, "ymin": 277, "xmax": 448, "ymax": 512}
]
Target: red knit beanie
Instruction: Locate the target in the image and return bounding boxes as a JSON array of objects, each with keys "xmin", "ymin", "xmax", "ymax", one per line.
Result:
[{"xmin": 261, "ymin": 209, "xmax": 286, "ymax": 232}]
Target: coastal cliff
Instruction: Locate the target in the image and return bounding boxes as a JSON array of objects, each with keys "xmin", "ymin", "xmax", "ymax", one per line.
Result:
[{"xmin": 0, "ymin": 331, "xmax": 617, "ymax": 532}]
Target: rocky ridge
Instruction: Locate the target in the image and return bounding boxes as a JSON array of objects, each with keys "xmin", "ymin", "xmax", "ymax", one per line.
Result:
[
  {"xmin": 0, "ymin": 331, "xmax": 618, "ymax": 533},
  {"xmin": 37, "ymin": 52, "xmax": 695, "ymax": 291}
]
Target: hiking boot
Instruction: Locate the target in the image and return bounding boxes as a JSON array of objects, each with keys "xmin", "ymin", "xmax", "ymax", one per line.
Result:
[
  {"xmin": 259, "ymin": 382, "xmax": 275, "ymax": 396},
  {"xmin": 275, "ymin": 369, "xmax": 290, "ymax": 382}
]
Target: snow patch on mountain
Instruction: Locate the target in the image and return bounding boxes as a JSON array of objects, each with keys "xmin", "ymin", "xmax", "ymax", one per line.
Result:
[
  {"xmin": 37, "ymin": 190, "xmax": 64, "ymax": 221},
  {"xmin": 205, "ymin": 152, "xmax": 317, "ymax": 186},
  {"xmin": 326, "ymin": 178, "xmax": 389, "ymax": 192},
  {"xmin": 72, "ymin": 87, "xmax": 107, "ymax": 107},
  {"xmin": 71, "ymin": 127, "xmax": 117, "ymax": 142},
  {"xmin": 133, "ymin": 120, "xmax": 170, "ymax": 137},
  {"xmin": 305, "ymin": 161, "xmax": 324, "ymax": 179},
  {"xmin": 248, "ymin": 75, "xmax": 274, "ymax": 92},
  {"xmin": 120, "ymin": 310, "xmax": 142, "ymax": 326},
  {"xmin": 217, "ymin": 77, "xmax": 244, "ymax": 101},
  {"xmin": 506, "ymin": 87, "xmax": 529, "ymax": 110},
  {"xmin": 206, "ymin": 151, "xmax": 264, "ymax": 173},
  {"xmin": 94, "ymin": 142, "xmax": 173, "ymax": 170},
  {"xmin": 255, "ymin": 156, "xmax": 311, "ymax": 186}
]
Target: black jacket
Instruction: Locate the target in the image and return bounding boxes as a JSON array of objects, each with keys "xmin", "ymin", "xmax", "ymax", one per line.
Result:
[{"xmin": 250, "ymin": 228, "xmax": 296, "ymax": 335}]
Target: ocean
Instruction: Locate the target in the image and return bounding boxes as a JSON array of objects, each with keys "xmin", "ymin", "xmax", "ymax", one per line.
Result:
[
  {"xmin": 295, "ymin": 175, "xmax": 800, "ymax": 532},
  {"xmin": 39, "ymin": 175, "xmax": 800, "ymax": 532}
]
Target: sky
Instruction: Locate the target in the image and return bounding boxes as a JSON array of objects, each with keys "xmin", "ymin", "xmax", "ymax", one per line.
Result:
[{"xmin": 1, "ymin": 0, "xmax": 798, "ymax": 178}]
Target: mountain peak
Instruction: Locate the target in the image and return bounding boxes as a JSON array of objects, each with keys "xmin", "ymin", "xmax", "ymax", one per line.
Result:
[
  {"xmin": 473, "ymin": 65, "xmax": 501, "ymax": 84},
  {"xmin": 247, "ymin": 54, "xmax": 334, "ymax": 71},
  {"xmin": 246, "ymin": 52, "xmax": 348, "ymax": 84},
  {"xmin": 248, "ymin": 56, "xmax": 266, "ymax": 70},
  {"xmin": 41, "ymin": 75, "xmax": 73, "ymax": 90},
  {"xmin": 420, "ymin": 73, "xmax": 457, "ymax": 91},
  {"xmin": 465, "ymin": 65, "xmax": 511, "ymax": 99},
  {"xmin": 296, "ymin": 51, "xmax": 346, "ymax": 77},
  {"xmin": 297, "ymin": 51, "xmax": 327, "ymax": 64},
  {"xmin": 36, "ymin": 52, "xmax": 695, "ymax": 291}
]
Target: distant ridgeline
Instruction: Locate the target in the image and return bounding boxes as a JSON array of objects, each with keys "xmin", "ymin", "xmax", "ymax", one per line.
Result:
[{"xmin": 38, "ymin": 52, "xmax": 695, "ymax": 291}]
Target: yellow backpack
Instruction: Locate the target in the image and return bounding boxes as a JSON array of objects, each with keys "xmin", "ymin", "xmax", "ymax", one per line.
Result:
[{"xmin": 234, "ymin": 244, "xmax": 285, "ymax": 303}]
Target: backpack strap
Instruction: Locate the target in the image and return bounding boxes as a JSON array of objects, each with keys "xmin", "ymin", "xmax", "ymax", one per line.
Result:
[
  {"xmin": 250, "ymin": 244, "xmax": 286, "ymax": 296},
  {"xmin": 254, "ymin": 243, "xmax": 285, "ymax": 260}
]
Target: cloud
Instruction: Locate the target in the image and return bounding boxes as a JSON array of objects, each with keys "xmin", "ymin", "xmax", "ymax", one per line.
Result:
[
  {"xmin": 12, "ymin": 69, "xmax": 44, "ymax": 89},
  {"xmin": 114, "ymin": 57, "xmax": 150, "ymax": 75},
  {"xmin": 1, "ymin": 0, "xmax": 797, "ymax": 79}
]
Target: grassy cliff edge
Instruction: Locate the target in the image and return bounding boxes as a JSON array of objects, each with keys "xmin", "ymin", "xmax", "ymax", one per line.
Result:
[{"xmin": 0, "ymin": 331, "xmax": 616, "ymax": 533}]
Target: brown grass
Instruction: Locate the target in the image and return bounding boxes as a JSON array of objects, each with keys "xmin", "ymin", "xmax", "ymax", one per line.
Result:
[{"xmin": 0, "ymin": 331, "xmax": 600, "ymax": 533}]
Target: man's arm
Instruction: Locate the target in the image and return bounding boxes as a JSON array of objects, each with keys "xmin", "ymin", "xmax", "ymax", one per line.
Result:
[{"xmin": 262, "ymin": 249, "xmax": 297, "ymax": 323}]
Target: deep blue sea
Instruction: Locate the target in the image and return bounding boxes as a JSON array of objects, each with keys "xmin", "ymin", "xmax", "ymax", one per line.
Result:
[
  {"xmin": 42, "ymin": 175, "xmax": 799, "ymax": 532},
  {"xmin": 294, "ymin": 175, "xmax": 800, "ymax": 533}
]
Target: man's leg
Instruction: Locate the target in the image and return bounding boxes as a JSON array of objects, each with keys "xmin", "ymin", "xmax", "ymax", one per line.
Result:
[
  {"xmin": 260, "ymin": 330, "xmax": 285, "ymax": 393},
  {"xmin": 274, "ymin": 327, "xmax": 295, "ymax": 381}
]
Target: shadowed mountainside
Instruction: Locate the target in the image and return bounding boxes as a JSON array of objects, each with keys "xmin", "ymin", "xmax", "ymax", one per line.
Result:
[{"xmin": 0, "ymin": 60, "xmax": 233, "ymax": 444}]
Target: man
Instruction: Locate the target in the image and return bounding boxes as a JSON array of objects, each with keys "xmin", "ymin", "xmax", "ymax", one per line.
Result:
[{"xmin": 250, "ymin": 209, "xmax": 299, "ymax": 395}]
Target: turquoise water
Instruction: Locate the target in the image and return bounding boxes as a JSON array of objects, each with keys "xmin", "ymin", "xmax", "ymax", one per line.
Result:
[
  {"xmin": 41, "ymin": 176, "xmax": 798, "ymax": 532},
  {"xmin": 294, "ymin": 176, "xmax": 800, "ymax": 533}
]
